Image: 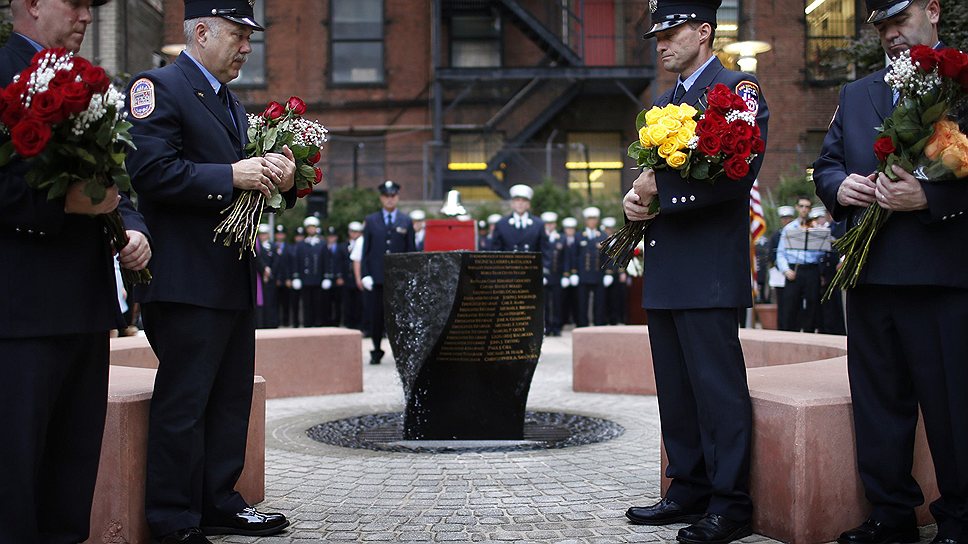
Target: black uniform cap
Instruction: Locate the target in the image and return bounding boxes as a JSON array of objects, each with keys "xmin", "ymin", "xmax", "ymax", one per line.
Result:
[
  {"xmin": 642, "ymin": 0, "xmax": 721, "ymax": 39},
  {"xmin": 275, "ymin": 224, "xmax": 286, "ymax": 233},
  {"xmin": 865, "ymin": 0, "xmax": 913, "ymax": 23},
  {"xmin": 184, "ymin": 0, "xmax": 264, "ymax": 31},
  {"xmin": 378, "ymin": 180, "xmax": 401, "ymax": 196}
]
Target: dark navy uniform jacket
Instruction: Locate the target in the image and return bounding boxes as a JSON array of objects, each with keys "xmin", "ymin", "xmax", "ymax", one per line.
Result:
[
  {"xmin": 813, "ymin": 65, "xmax": 968, "ymax": 287},
  {"xmin": 576, "ymin": 229, "xmax": 607, "ymax": 284},
  {"xmin": 641, "ymin": 57, "xmax": 770, "ymax": 310},
  {"xmin": 491, "ymin": 213, "xmax": 551, "ymax": 277},
  {"xmin": 125, "ymin": 52, "xmax": 293, "ymax": 310},
  {"xmin": 294, "ymin": 237, "xmax": 326, "ymax": 285},
  {"xmin": 361, "ymin": 211, "xmax": 416, "ymax": 285},
  {"xmin": 543, "ymin": 230, "xmax": 566, "ymax": 281},
  {"xmin": 0, "ymin": 33, "xmax": 148, "ymax": 337}
]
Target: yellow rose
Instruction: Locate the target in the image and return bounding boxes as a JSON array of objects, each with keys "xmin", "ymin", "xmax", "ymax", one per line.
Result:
[
  {"xmin": 644, "ymin": 107, "xmax": 664, "ymax": 126},
  {"xmin": 678, "ymin": 104, "xmax": 698, "ymax": 120},
  {"xmin": 660, "ymin": 116, "xmax": 682, "ymax": 131},
  {"xmin": 682, "ymin": 119, "xmax": 698, "ymax": 134},
  {"xmin": 667, "ymin": 151, "xmax": 689, "ymax": 169},
  {"xmin": 674, "ymin": 129, "xmax": 693, "ymax": 148},
  {"xmin": 639, "ymin": 126, "xmax": 651, "ymax": 147},
  {"xmin": 662, "ymin": 104, "xmax": 681, "ymax": 118},
  {"xmin": 658, "ymin": 140, "xmax": 678, "ymax": 159},
  {"xmin": 647, "ymin": 124, "xmax": 670, "ymax": 147}
]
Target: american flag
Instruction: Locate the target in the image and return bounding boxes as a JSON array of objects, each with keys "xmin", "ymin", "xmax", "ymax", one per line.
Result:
[{"xmin": 749, "ymin": 179, "xmax": 767, "ymax": 242}]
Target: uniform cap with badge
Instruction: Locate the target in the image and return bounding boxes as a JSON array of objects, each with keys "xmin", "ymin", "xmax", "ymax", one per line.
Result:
[
  {"xmin": 602, "ymin": 217, "xmax": 617, "ymax": 228},
  {"xmin": 303, "ymin": 216, "xmax": 320, "ymax": 228},
  {"xmin": 582, "ymin": 207, "xmax": 601, "ymax": 219},
  {"xmin": 487, "ymin": 214, "xmax": 502, "ymax": 225},
  {"xmin": 562, "ymin": 217, "xmax": 578, "ymax": 229},
  {"xmin": 348, "ymin": 221, "xmax": 364, "ymax": 232},
  {"xmin": 778, "ymin": 205, "xmax": 796, "ymax": 218},
  {"xmin": 378, "ymin": 180, "xmax": 401, "ymax": 196},
  {"xmin": 864, "ymin": 0, "xmax": 913, "ymax": 23},
  {"xmin": 275, "ymin": 224, "xmax": 286, "ymax": 234},
  {"xmin": 508, "ymin": 184, "xmax": 534, "ymax": 200},
  {"xmin": 642, "ymin": 0, "xmax": 722, "ymax": 39},
  {"xmin": 183, "ymin": 0, "xmax": 264, "ymax": 31},
  {"xmin": 409, "ymin": 209, "xmax": 426, "ymax": 221},
  {"xmin": 540, "ymin": 211, "xmax": 558, "ymax": 223},
  {"xmin": 257, "ymin": 224, "xmax": 270, "ymax": 234},
  {"xmin": 809, "ymin": 206, "xmax": 828, "ymax": 220}
]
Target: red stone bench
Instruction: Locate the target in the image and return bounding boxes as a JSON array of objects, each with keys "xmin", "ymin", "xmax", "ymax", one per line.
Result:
[
  {"xmin": 85, "ymin": 366, "xmax": 265, "ymax": 544},
  {"xmin": 111, "ymin": 327, "xmax": 363, "ymax": 399},
  {"xmin": 572, "ymin": 326, "xmax": 938, "ymax": 544}
]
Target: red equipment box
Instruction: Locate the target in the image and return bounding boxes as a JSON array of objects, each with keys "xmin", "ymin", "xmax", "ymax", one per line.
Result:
[{"xmin": 423, "ymin": 219, "xmax": 477, "ymax": 252}]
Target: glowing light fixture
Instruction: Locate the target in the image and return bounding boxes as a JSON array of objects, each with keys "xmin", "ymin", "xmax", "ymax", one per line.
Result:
[
  {"xmin": 722, "ymin": 40, "xmax": 772, "ymax": 74},
  {"xmin": 161, "ymin": 43, "xmax": 186, "ymax": 57},
  {"xmin": 447, "ymin": 162, "xmax": 488, "ymax": 171}
]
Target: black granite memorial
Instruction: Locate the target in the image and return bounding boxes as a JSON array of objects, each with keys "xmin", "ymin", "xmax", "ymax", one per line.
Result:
[{"xmin": 384, "ymin": 251, "xmax": 544, "ymax": 440}]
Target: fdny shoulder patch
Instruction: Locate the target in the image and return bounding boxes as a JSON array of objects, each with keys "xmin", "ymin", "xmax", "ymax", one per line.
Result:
[
  {"xmin": 735, "ymin": 80, "xmax": 759, "ymax": 115},
  {"xmin": 129, "ymin": 78, "xmax": 155, "ymax": 119}
]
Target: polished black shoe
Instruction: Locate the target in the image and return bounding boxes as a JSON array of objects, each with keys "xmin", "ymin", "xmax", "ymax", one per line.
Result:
[
  {"xmin": 626, "ymin": 498, "xmax": 705, "ymax": 526},
  {"xmin": 370, "ymin": 349, "xmax": 384, "ymax": 365},
  {"xmin": 837, "ymin": 518, "xmax": 919, "ymax": 544},
  {"xmin": 677, "ymin": 513, "xmax": 752, "ymax": 544},
  {"xmin": 930, "ymin": 537, "xmax": 957, "ymax": 544},
  {"xmin": 201, "ymin": 507, "xmax": 290, "ymax": 537},
  {"xmin": 158, "ymin": 527, "xmax": 211, "ymax": 544}
]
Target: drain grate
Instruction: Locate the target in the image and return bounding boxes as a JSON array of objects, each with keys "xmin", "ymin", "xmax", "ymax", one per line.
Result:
[{"xmin": 307, "ymin": 411, "xmax": 624, "ymax": 454}]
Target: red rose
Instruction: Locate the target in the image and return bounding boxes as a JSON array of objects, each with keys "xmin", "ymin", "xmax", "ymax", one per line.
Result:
[
  {"xmin": 309, "ymin": 150, "xmax": 321, "ymax": 164},
  {"xmin": 910, "ymin": 45, "xmax": 938, "ymax": 72},
  {"xmin": 706, "ymin": 83, "xmax": 734, "ymax": 112},
  {"xmin": 697, "ymin": 133, "xmax": 722, "ymax": 155},
  {"xmin": 286, "ymin": 96, "xmax": 307, "ymax": 115},
  {"xmin": 48, "ymin": 70, "xmax": 73, "ymax": 89},
  {"xmin": 4, "ymin": 79, "xmax": 26, "ymax": 105},
  {"xmin": 30, "ymin": 90, "xmax": 67, "ymax": 123},
  {"xmin": 296, "ymin": 186, "xmax": 313, "ymax": 198},
  {"xmin": 71, "ymin": 56, "xmax": 92, "ymax": 76},
  {"xmin": 937, "ymin": 48, "xmax": 968, "ymax": 79},
  {"xmin": 960, "ymin": 68, "xmax": 968, "ymax": 92},
  {"xmin": 1, "ymin": 100, "xmax": 26, "ymax": 128},
  {"xmin": 263, "ymin": 101, "xmax": 284, "ymax": 119},
  {"xmin": 731, "ymin": 94, "xmax": 747, "ymax": 111},
  {"xmin": 729, "ymin": 120, "xmax": 753, "ymax": 141},
  {"xmin": 751, "ymin": 137, "xmax": 765, "ymax": 154},
  {"xmin": 698, "ymin": 111, "xmax": 727, "ymax": 135},
  {"xmin": 720, "ymin": 131, "xmax": 740, "ymax": 155},
  {"xmin": 11, "ymin": 117, "xmax": 52, "ymax": 157},
  {"xmin": 732, "ymin": 138, "xmax": 753, "ymax": 159},
  {"xmin": 873, "ymin": 135, "xmax": 896, "ymax": 162},
  {"xmin": 81, "ymin": 65, "xmax": 111, "ymax": 94},
  {"xmin": 31, "ymin": 47, "xmax": 69, "ymax": 65},
  {"xmin": 60, "ymin": 81, "xmax": 92, "ymax": 115},
  {"xmin": 722, "ymin": 155, "xmax": 750, "ymax": 180},
  {"xmin": 313, "ymin": 167, "xmax": 323, "ymax": 184}
]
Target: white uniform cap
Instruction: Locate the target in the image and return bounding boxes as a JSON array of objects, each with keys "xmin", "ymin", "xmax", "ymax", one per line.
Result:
[
  {"xmin": 409, "ymin": 209, "xmax": 426, "ymax": 221},
  {"xmin": 258, "ymin": 224, "xmax": 270, "ymax": 234},
  {"xmin": 777, "ymin": 206, "xmax": 796, "ymax": 218},
  {"xmin": 348, "ymin": 221, "xmax": 363, "ymax": 232},
  {"xmin": 487, "ymin": 214, "xmax": 502, "ymax": 225},
  {"xmin": 540, "ymin": 211, "xmax": 558, "ymax": 223},
  {"xmin": 809, "ymin": 206, "xmax": 828, "ymax": 220},
  {"xmin": 303, "ymin": 216, "xmax": 320, "ymax": 227},
  {"xmin": 582, "ymin": 206, "xmax": 601, "ymax": 218},
  {"xmin": 602, "ymin": 217, "xmax": 617, "ymax": 228},
  {"xmin": 562, "ymin": 217, "xmax": 578, "ymax": 228},
  {"xmin": 509, "ymin": 184, "xmax": 534, "ymax": 200}
]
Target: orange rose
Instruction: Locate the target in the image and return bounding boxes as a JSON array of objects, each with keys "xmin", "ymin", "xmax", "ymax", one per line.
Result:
[{"xmin": 924, "ymin": 119, "xmax": 968, "ymax": 178}]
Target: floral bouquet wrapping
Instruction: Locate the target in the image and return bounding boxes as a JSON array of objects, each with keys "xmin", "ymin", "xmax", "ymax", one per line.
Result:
[
  {"xmin": 824, "ymin": 46, "xmax": 968, "ymax": 300},
  {"xmin": 214, "ymin": 96, "xmax": 328, "ymax": 257},
  {"xmin": 0, "ymin": 48, "xmax": 150, "ymax": 287},
  {"xmin": 601, "ymin": 83, "xmax": 765, "ymax": 268}
]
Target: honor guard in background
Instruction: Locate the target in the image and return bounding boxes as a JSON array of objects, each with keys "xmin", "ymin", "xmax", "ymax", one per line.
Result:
[
  {"xmin": 286, "ymin": 226, "xmax": 305, "ymax": 326},
  {"xmin": 0, "ymin": 1, "xmax": 152, "ymax": 540},
  {"xmin": 560, "ymin": 216, "xmax": 580, "ymax": 326},
  {"xmin": 322, "ymin": 225, "xmax": 344, "ymax": 326},
  {"xmin": 491, "ymin": 184, "xmax": 546, "ymax": 255},
  {"xmin": 343, "ymin": 221, "xmax": 365, "ymax": 330},
  {"xmin": 775, "ymin": 197, "xmax": 824, "ymax": 332},
  {"xmin": 813, "ymin": 0, "xmax": 968, "ymax": 541},
  {"xmin": 623, "ymin": 1, "xmax": 769, "ymax": 541},
  {"xmin": 294, "ymin": 216, "xmax": 325, "ymax": 327},
  {"xmin": 602, "ymin": 217, "xmax": 628, "ymax": 324},
  {"xmin": 480, "ymin": 213, "xmax": 502, "ymax": 250},
  {"xmin": 410, "ymin": 209, "xmax": 426, "ymax": 251},
  {"xmin": 575, "ymin": 207, "xmax": 607, "ymax": 327},
  {"xmin": 541, "ymin": 212, "xmax": 564, "ymax": 336},
  {"xmin": 255, "ymin": 224, "xmax": 279, "ymax": 328},
  {"xmin": 361, "ymin": 180, "xmax": 417, "ymax": 365},
  {"xmin": 273, "ymin": 224, "xmax": 292, "ymax": 327},
  {"xmin": 125, "ymin": 1, "xmax": 296, "ymax": 541}
]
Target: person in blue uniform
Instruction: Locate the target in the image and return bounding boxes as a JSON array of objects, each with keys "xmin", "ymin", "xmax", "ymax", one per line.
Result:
[
  {"xmin": 775, "ymin": 197, "xmax": 825, "ymax": 332},
  {"xmin": 255, "ymin": 224, "xmax": 279, "ymax": 328},
  {"xmin": 560, "ymin": 216, "xmax": 580, "ymax": 326},
  {"xmin": 342, "ymin": 221, "xmax": 365, "ymax": 330},
  {"xmin": 360, "ymin": 180, "xmax": 416, "ymax": 365},
  {"xmin": 491, "ymin": 184, "xmax": 547, "ymax": 256},
  {"xmin": 575, "ymin": 207, "xmax": 608, "ymax": 327},
  {"xmin": 814, "ymin": 1, "xmax": 968, "ymax": 542},
  {"xmin": 411, "ymin": 209, "xmax": 427, "ymax": 251},
  {"xmin": 0, "ymin": 1, "xmax": 152, "ymax": 541},
  {"xmin": 124, "ymin": 2, "xmax": 296, "ymax": 542},
  {"xmin": 273, "ymin": 224, "xmax": 293, "ymax": 327},
  {"xmin": 286, "ymin": 226, "xmax": 305, "ymax": 326},
  {"xmin": 602, "ymin": 217, "xmax": 628, "ymax": 325},
  {"xmin": 480, "ymin": 213, "xmax": 501, "ymax": 250},
  {"xmin": 541, "ymin": 211, "xmax": 565, "ymax": 336},
  {"xmin": 293, "ymin": 217, "xmax": 325, "ymax": 327},
  {"xmin": 623, "ymin": 1, "xmax": 769, "ymax": 542},
  {"xmin": 322, "ymin": 225, "xmax": 344, "ymax": 326}
]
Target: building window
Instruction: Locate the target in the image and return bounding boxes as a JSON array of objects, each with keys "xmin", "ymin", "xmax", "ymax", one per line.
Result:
[
  {"xmin": 325, "ymin": 136, "xmax": 386, "ymax": 188},
  {"xmin": 450, "ymin": 15, "xmax": 501, "ymax": 68},
  {"xmin": 331, "ymin": 0, "xmax": 385, "ymax": 85},
  {"xmin": 236, "ymin": 1, "xmax": 265, "ymax": 86},
  {"xmin": 566, "ymin": 132, "xmax": 623, "ymax": 198},
  {"xmin": 715, "ymin": 0, "xmax": 740, "ymax": 50},
  {"xmin": 805, "ymin": 0, "xmax": 859, "ymax": 82},
  {"xmin": 448, "ymin": 133, "xmax": 504, "ymax": 171}
]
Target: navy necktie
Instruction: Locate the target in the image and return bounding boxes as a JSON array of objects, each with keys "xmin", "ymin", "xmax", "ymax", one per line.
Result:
[{"xmin": 673, "ymin": 83, "xmax": 686, "ymax": 104}]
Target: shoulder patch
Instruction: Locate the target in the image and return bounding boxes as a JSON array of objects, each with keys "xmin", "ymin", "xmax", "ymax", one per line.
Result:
[
  {"xmin": 735, "ymin": 80, "xmax": 760, "ymax": 115},
  {"xmin": 129, "ymin": 78, "xmax": 155, "ymax": 119}
]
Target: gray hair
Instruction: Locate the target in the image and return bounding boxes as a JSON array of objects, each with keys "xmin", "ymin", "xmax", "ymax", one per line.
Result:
[{"xmin": 183, "ymin": 17, "xmax": 225, "ymax": 50}]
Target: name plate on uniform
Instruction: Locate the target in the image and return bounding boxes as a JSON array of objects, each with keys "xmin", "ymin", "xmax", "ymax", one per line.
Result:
[{"xmin": 384, "ymin": 251, "xmax": 544, "ymax": 440}]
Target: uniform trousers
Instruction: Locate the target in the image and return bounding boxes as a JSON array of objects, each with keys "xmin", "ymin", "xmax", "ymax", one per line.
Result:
[
  {"xmin": 342, "ymin": 284, "xmax": 363, "ymax": 330},
  {"xmin": 544, "ymin": 283, "xmax": 562, "ymax": 334},
  {"xmin": 577, "ymin": 283, "xmax": 606, "ymax": 327},
  {"xmin": 0, "ymin": 334, "xmax": 109, "ymax": 544},
  {"xmin": 142, "ymin": 302, "xmax": 254, "ymax": 538},
  {"xmin": 367, "ymin": 284, "xmax": 386, "ymax": 352},
  {"xmin": 779, "ymin": 264, "xmax": 820, "ymax": 332},
  {"xmin": 648, "ymin": 308, "xmax": 753, "ymax": 522},
  {"xmin": 277, "ymin": 284, "xmax": 291, "ymax": 327},
  {"xmin": 301, "ymin": 286, "xmax": 323, "ymax": 327},
  {"xmin": 846, "ymin": 286, "xmax": 968, "ymax": 539}
]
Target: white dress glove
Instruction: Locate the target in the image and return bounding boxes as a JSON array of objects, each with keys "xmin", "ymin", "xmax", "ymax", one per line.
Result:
[
  {"xmin": 361, "ymin": 276, "xmax": 374, "ymax": 291},
  {"xmin": 291, "ymin": 278, "xmax": 303, "ymax": 291},
  {"xmin": 570, "ymin": 275, "xmax": 580, "ymax": 287},
  {"xmin": 561, "ymin": 277, "xmax": 570, "ymax": 289},
  {"xmin": 322, "ymin": 279, "xmax": 332, "ymax": 290},
  {"xmin": 543, "ymin": 277, "xmax": 548, "ymax": 286},
  {"xmin": 603, "ymin": 275, "xmax": 614, "ymax": 288}
]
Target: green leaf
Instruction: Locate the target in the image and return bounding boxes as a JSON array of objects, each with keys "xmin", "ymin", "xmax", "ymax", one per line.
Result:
[
  {"xmin": 298, "ymin": 163, "xmax": 315, "ymax": 181},
  {"xmin": 635, "ymin": 109, "xmax": 648, "ymax": 130},
  {"xmin": 83, "ymin": 179, "xmax": 108, "ymax": 204},
  {"xmin": 0, "ymin": 140, "xmax": 14, "ymax": 166},
  {"xmin": 920, "ymin": 101, "xmax": 947, "ymax": 125},
  {"xmin": 48, "ymin": 177, "xmax": 70, "ymax": 200},
  {"xmin": 691, "ymin": 160, "xmax": 711, "ymax": 179},
  {"xmin": 264, "ymin": 127, "xmax": 278, "ymax": 152}
]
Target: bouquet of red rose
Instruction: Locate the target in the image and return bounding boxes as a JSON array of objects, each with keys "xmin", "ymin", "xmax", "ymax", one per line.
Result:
[
  {"xmin": 214, "ymin": 96, "xmax": 327, "ymax": 257},
  {"xmin": 0, "ymin": 48, "xmax": 150, "ymax": 287},
  {"xmin": 602, "ymin": 83, "xmax": 765, "ymax": 268},
  {"xmin": 824, "ymin": 46, "xmax": 968, "ymax": 300}
]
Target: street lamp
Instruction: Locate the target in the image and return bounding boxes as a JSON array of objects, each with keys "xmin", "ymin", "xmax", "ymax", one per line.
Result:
[{"xmin": 722, "ymin": 40, "xmax": 772, "ymax": 74}]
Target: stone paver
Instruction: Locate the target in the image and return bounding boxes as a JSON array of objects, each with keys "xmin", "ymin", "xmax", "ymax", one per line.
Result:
[{"xmin": 209, "ymin": 330, "xmax": 934, "ymax": 544}]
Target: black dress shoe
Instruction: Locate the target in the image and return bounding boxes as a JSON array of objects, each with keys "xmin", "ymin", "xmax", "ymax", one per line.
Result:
[
  {"xmin": 626, "ymin": 498, "xmax": 705, "ymax": 526},
  {"xmin": 370, "ymin": 349, "xmax": 384, "ymax": 365},
  {"xmin": 931, "ymin": 537, "xmax": 957, "ymax": 544},
  {"xmin": 677, "ymin": 513, "xmax": 752, "ymax": 544},
  {"xmin": 159, "ymin": 527, "xmax": 211, "ymax": 544},
  {"xmin": 201, "ymin": 507, "xmax": 290, "ymax": 537},
  {"xmin": 837, "ymin": 518, "xmax": 919, "ymax": 544}
]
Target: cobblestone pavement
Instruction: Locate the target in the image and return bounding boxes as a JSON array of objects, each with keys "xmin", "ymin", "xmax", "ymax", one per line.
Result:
[{"xmin": 213, "ymin": 330, "xmax": 936, "ymax": 544}]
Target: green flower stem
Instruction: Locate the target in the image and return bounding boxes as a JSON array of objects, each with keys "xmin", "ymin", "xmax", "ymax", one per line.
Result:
[
  {"xmin": 101, "ymin": 210, "xmax": 152, "ymax": 291},
  {"xmin": 822, "ymin": 204, "xmax": 891, "ymax": 302},
  {"xmin": 213, "ymin": 190, "xmax": 266, "ymax": 258}
]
